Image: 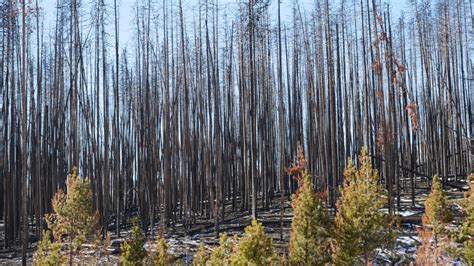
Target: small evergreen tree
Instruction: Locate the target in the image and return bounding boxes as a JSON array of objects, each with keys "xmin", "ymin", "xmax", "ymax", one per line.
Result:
[
  {"xmin": 45, "ymin": 167, "xmax": 99, "ymax": 265},
  {"xmin": 208, "ymin": 233, "xmax": 237, "ymax": 266},
  {"xmin": 415, "ymin": 174, "xmax": 453, "ymax": 265},
  {"xmin": 333, "ymin": 147, "xmax": 397, "ymax": 265},
  {"xmin": 286, "ymin": 145, "xmax": 332, "ymax": 265},
  {"xmin": 154, "ymin": 233, "xmax": 174, "ymax": 265},
  {"xmin": 424, "ymin": 175, "xmax": 453, "ymax": 238},
  {"xmin": 193, "ymin": 244, "xmax": 209, "ymax": 266},
  {"xmin": 33, "ymin": 230, "xmax": 66, "ymax": 266},
  {"xmin": 120, "ymin": 217, "xmax": 148, "ymax": 265},
  {"xmin": 453, "ymin": 173, "xmax": 474, "ymax": 264},
  {"xmin": 230, "ymin": 219, "xmax": 275, "ymax": 266}
]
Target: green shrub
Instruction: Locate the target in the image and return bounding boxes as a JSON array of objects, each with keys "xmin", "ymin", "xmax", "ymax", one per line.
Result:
[
  {"xmin": 120, "ymin": 217, "xmax": 148, "ymax": 265},
  {"xmin": 33, "ymin": 230, "xmax": 66, "ymax": 265},
  {"xmin": 416, "ymin": 174, "xmax": 453, "ymax": 264},
  {"xmin": 193, "ymin": 244, "xmax": 209, "ymax": 266},
  {"xmin": 288, "ymin": 169, "xmax": 332, "ymax": 265},
  {"xmin": 230, "ymin": 219, "xmax": 275, "ymax": 266},
  {"xmin": 453, "ymin": 173, "xmax": 474, "ymax": 264},
  {"xmin": 333, "ymin": 147, "xmax": 397, "ymax": 265},
  {"xmin": 154, "ymin": 233, "xmax": 174, "ymax": 265},
  {"xmin": 208, "ymin": 233, "xmax": 237, "ymax": 265},
  {"xmin": 425, "ymin": 175, "xmax": 453, "ymax": 237},
  {"xmin": 44, "ymin": 167, "xmax": 99, "ymax": 265}
]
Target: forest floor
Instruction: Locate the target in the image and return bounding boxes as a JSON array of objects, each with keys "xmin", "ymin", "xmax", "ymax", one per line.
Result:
[{"xmin": 0, "ymin": 176, "xmax": 469, "ymax": 265}]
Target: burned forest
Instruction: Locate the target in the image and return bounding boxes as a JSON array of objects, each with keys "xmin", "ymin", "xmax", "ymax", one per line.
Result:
[{"xmin": 0, "ymin": 0, "xmax": 473, "ymax": 264}]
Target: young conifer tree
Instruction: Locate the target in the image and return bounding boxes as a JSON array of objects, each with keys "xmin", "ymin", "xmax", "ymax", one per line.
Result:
[
  {"xmin": 230, "ymin": 219, "xmax": 275, "ymax": 265},
  {"xmin": 416, "ymin": 174, "xmax": 453, "ymax": 264},
  {"xmin": 333, "ymin": 147, "xmax": 397, "ymax": 264},
  {"xmin": 154, "ymin": 233, "xmax": 174, "ymax": 265},
  {"xmin": 45, "ymin": 167, "xmax": 99, "ymax": 265},
  {"xmin": 120, "ymin": 217, "xmax": 148, "ymax": 265},
  {"xmin": 424, "ymin": 175, "xmax": 453, "ymax": 237},
  {"xmin": 33, "ymin": 230, "xmax": 66, "ymax": 265},
  {"xmin": 193, "ymin": 244, "xmax": 210, "ymax": 266},
  {"xmin": 453, "ymin": 173, "xmax": 474, "ymax": 264},
  {"xmin": 208, "ymin": 233, "xmax": 237, "ymax": 265},
  {"xmin": 287, "ymin": 145, "xmax": 332, "ymax": 265}
]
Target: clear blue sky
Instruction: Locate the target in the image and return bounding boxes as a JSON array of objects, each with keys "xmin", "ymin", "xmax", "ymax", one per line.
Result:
[{"xmin": 40, "ymin": 0, "xmax": 408, "ymax": 50}]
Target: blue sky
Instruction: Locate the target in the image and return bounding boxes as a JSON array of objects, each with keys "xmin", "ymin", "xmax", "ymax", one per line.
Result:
[{"xmin": 40, "ymin": 0, "xmax": 409, "ymax": 50}]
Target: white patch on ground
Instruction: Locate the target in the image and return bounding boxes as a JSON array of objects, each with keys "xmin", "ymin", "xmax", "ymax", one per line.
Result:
[
  {"xmin": 397, "ymin": 236, "xmax": 417, "ymax": 246},
  {"xmin": 396, "ymin": 210, "xmax": 421, "ymax": 217}
]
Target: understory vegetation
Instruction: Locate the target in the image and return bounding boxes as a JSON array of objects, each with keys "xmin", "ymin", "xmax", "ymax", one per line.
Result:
[{"xmin": 33, "ymin": 147, "xmax": 474, "ymax": 265}]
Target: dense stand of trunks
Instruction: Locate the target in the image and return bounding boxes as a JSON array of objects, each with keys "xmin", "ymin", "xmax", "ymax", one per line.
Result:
[{"xmin": 0, "ymin": 0, "xmax": 472, "ymax": 262}]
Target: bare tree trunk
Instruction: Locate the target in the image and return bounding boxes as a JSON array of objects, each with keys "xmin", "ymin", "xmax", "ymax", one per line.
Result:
[{"xmin": 21, "ymin": 1, "xmax": 28, "ymax": 264}]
